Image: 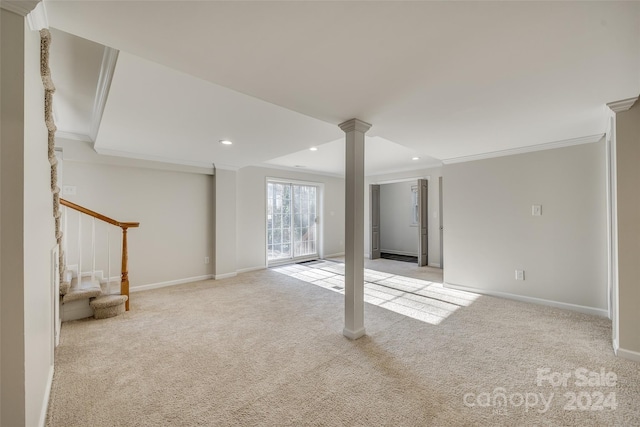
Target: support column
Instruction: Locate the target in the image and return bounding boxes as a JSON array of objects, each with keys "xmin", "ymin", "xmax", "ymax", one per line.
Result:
[{"xmin": 339, "ymin": 118, "xmax": 371, "ymax": 340}]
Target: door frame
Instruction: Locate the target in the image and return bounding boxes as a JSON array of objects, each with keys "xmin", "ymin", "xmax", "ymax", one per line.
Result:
[
  {"xmin": 265, "ymin": 177, "xmax": 324, "ymax": 267},
  {"xmin": 369, "ymin": 176, "xmax": 430, "ymax": 264}
]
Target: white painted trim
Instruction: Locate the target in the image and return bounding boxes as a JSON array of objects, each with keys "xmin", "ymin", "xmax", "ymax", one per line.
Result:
[
  {"xmin": 214, "ymin": 272, "xmax": 237, "ymax": 280},
  {"xmin": 428, "ymin": 263, "xmax": 441, "ymax": 268},
  {"xmin": 1, "ymin": 0, "xmax": 40, "ymax": 16},
  {"xmin": 617, "ymin": 347, "xmax": 640, "ymax": 363},
  {"xmin": 343, "ymin": 327, "xmax": 366, "ymax": 340},
  {"xmin": 236, "ymin": 266, "xmax": 265, "ymax": 274},
  {"xmin": 56, "ymin": 130, "xmax": 92, "ymax": 143},
  {"xmin": 443, "ymin": 282, "xmax": 608, "ymax": 317},
  {"xmin": 380, "ymin": 249, "xmax": 418, "ymax": 257},
  {"xmin": 607, "ymin": 96, "xmax": 638, "ymax": 113},
  {"xmin": 367, "ymin": 163, "xmax": 442, "ymax": 178},
  {"xmin": 26, "ymin": 1, "xmax": 48, "ymax": 30},
  {"xmin": 441, "ymin": 134, "xmax": 604, "ymax": 165},
  {"xmin": 371, "ymin": 176, "xmax": 430, "ymax": 185},
  {"xmin": 324, "ymin": 252, "xmax": 345, "ymax": 259},
  {"xmin": 605, "ymin": 114, "xmax": 619, "ymax": 348},
  {"xmin": 38, "ymin": 365, "xmax": 54, "ymax": 427},
  {"xmin": 94, "ymin": 147, "xmax": 238, "ymax": 171},
  {"xmin": 259, "ymin": 163, "xmax": 344, "ymax": 179},
  {"xmin": 90, "ymin": 47, "xmax": 119, "ymax": 142},
  {"xmin": 613, "ymin": 339, "xmax": 619, "ymax": 355},
  {"xmin": 130, "ymin": 275, "xmax": 214, "ymax": 292}
]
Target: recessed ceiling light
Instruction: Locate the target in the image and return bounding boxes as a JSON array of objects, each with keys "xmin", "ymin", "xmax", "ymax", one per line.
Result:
[
  {"xmin": 309, "ymin": 147, "xmax": 318, "ymax": 151},
  {"xmin": 412, "ymin": 156, "xmax": 420, "ymax": 160},
  {"xmin": 220, "ymin": 140, "xmax": 233, "ymax": 145}
]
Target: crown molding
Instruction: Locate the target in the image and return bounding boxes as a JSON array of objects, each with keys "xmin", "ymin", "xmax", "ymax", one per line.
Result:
[
  {"xmin": 90, "ymin": 47, "xmax": 119, "ymax": 142},
  {"xmin": 257, "ymin": 163, "xmax": 344, "ymax": 179},
  {"xmin": 366, "ymin": 161, "xmax": 443, "ymax": 178},
  {"xmin": 1, "ymin": 0, "xmax": 40, "ymax": 16},
  {"xmin": 607, "ymin": 96, "xmax": 639, "ymax": 113},
  {"xmin": 56, "ymin": 130, "xmax": 93, "ymax": 143},
  {"xmin": 441, "ymin": 134, "xmax": 604, "ymax": 165},
  {"xmin": 25, "ymin": 1, "xmax": 46, "ymax": 30},
  {"xmin": 94, "ymin": 146, "xmax": 238, "ymax": 171}
]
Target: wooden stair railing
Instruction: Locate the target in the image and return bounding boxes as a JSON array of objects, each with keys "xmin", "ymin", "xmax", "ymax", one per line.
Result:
[{"xmin": 60, "ymin": 199, "xmax": 140, "ymax": 311}]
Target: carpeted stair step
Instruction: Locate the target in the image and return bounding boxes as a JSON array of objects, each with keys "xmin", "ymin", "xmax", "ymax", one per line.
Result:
[
  {"xmin": 90, "ymin": 295, "xmax": 128, "ymax": 319},
  {"xmin": 62, "ymin": 276, "xmax": 102, "ymax": 303},
  {"xmin": 60, "ymin": 269, "xmax": 73, "ymax": 296}
]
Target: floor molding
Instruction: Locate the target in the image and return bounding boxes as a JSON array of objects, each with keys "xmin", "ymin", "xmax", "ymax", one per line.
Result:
[
  {"xmin": 130, "ymin": 275, "xmax": 214, "ymax": 293},
  {"xmin": 324, "ymin": 252, "xmax": 345, "ymax": 259},
  {"xmin": 39, "ymin": 365, "xmax": 55, "ymax": 427},
  {"xmin": 214, "ymin": 272, "xmax": 237, "ymax": 280},
  {"xmin": 617, "ymin": 347, "xmax": 640, "ymax": 363},
  {"xmin": 428, "ymin": 263, "xmax": 441, "ymax": 268},
  {"xmin": 444, "ymin": 282, "xmax": 608, "ymax": 317},
  {"xmin": 236, "ymin": 266, "xmax": 265, "ymax": 274}
]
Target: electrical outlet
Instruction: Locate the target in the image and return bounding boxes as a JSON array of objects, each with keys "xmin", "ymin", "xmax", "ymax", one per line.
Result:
[
  {"xmin": 204, "ymin": 257, "xmax": 210, "ymax": 264},
  {"xmin": 63, "ymin": 185, "xmax": 76, "ymax": 195},
  {"xmin": 515, "ymin": 270, "xmax": 525, "ymax": 280}
]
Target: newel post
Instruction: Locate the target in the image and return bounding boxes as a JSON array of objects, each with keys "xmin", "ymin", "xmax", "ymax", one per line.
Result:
[{"xmin": 121, "ymin": 226, "xmax": 130, "ymax": 311}]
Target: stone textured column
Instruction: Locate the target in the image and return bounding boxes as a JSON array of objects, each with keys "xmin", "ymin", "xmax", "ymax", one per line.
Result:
[{"xmin": 339, "ymin": 118, "xmax": 371, "ymax": 339}]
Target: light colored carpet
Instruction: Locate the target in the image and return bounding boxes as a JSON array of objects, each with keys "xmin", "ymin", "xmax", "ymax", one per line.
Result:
[{"xmin": 47, "ymin": 266, "xmax": 639, "ymax": 426}]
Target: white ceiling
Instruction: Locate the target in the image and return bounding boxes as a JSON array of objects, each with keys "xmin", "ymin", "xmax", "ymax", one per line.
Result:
[{"xmin": 45, "ymin": 1, "xmax": 640, "ymax": 175}]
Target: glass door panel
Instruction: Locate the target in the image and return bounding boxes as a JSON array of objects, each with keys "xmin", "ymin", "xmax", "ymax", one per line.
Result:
[{"xmin": 267, "ymin": 181, "xmax": 318, "ymax": 263}]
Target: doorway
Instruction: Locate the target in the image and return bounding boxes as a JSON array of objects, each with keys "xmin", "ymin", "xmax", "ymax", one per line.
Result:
[
  {"xmin": 370, "ymin": 178, "xmax": 428, "ymax": 267},
  {"xmin": 266, "ymin": 180, "xmax": 321, "ymax": 265}
]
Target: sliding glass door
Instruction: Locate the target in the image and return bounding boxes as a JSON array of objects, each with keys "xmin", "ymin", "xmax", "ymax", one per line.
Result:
[{"xmin": 267, "ymin": 180, "xmax": 318, "ymax": 264}]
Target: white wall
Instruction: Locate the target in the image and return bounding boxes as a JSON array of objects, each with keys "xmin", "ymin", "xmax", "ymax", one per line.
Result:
[
  {"xmin": 61, "ymin": 159, "xmax": 214, "ymax": 288},
  {"xmin": 214, "ymin": 168, "xmax": 236, "ymax": 278},
  {"xmin": 2, "ymin": 10, "xmax": 57, "ymax": 426},
  {"xmin": 235, "ymin": 166, "xmax": 345, "ymax": 272},
  {"xmin": 444, "ymin": 141, "xmax": 608, "ymax": 312},
  {"xmin": 379, "ymin": 181, "xmax": 418, "ymax": 256},
  {"xmin": 24, "ymin": 22, "xmax": 57, "ymax": 427},
  {"xmin": 365, "ymin": 167, "xmax": 443, "ymax": 267}
]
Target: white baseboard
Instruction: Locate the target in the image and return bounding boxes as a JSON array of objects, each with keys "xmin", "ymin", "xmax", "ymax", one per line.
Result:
[
  {"xmin": 237, "ymin": 266, "xmax": 265, "ymax": 274},
  {"xmin": 428, "ymin": 263, "xmax": 441, "ymax": 268},
  {"xmin": 38, "ymin": 364, "xmax": 54, "ymax": 427},
  {"xmin": 324, "ymin": 252, "xmax": 345, "ymax": 259},
  {"xmin": 214, "ymin": 272, "xmax": 237, "ymax": 280},
  {"xmin": 130, "ymin": 275, "xmax": 214, "ymax": 292},
  {"xmin": 380, "ymin": 249, "xmax": 418, "ymax": 257},
  {"xmin": 444, "ymin": 282, "xmax": 609, "ymax": 317},
  {"xmin": 343, "ymin": 327, "xmax": 366, "ymax": 340},
  {"xmin": 617, "ymin": 347, "xmax": 640, "ymax": 363}
]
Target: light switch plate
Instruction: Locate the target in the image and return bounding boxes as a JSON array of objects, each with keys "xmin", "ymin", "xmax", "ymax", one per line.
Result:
[
  {"xmin": 532, "ymin": 205, "xmax": 542, "ymax": 216},
  {"xmin": 63, "ymin": 185, "xmax": 76, "ymax": 196}
]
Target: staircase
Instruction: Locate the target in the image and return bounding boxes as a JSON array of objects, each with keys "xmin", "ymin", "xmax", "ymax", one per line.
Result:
[{"xmin": 59, "ymin": 199, "xmax": 139, "ymax": 321}]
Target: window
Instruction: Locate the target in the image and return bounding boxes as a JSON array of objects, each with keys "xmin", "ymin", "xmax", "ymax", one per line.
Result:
[{"xmin": 267, "ymin": 180, "xmax": 319, "ymax": 263}]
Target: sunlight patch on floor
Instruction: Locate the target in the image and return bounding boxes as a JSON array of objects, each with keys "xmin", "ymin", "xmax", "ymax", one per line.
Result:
[{"xmin": 272, "ymin": 260, "xmax": 479, "ymax": 325}]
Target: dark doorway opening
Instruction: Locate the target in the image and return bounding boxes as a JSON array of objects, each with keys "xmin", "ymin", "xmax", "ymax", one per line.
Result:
[{"xmin": 380, "ymin": 252, "xmax": 418, "ymax": 263}]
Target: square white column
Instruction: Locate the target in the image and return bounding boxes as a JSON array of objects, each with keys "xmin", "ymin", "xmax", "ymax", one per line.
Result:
[{"xmin": 339, "ymin": 118, "xmax": 371, "ymax": 340}]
